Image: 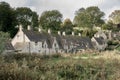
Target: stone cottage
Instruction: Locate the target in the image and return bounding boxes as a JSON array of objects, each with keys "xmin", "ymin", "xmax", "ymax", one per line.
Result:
[
  {"xmin": 91, "ymin": 31, "xmax": 108, "ymax": 51},
  {"xmin": 11, "ymin": 25, "xmax": 94, "ymax": 54}
]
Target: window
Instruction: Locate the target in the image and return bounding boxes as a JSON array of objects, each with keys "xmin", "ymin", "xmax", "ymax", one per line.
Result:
[
  {"xmin": 54, "ymin": 43, "xmax": 57, "ymax": 47},
  {"xmin": 45, "ymin": 45, "xmax": 46, "ymax": 48},
  {"xmin": 42, "ymin": 42, "xmax": 44, "ymax": 48}
]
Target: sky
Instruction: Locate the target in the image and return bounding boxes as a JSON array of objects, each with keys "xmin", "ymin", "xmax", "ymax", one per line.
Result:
[{"xmin": 1, "ymin": 0, "xmax": 120, "ymax": 21}]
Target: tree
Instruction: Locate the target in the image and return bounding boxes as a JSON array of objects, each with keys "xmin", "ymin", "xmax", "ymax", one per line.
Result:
[
  {"xmin": 31, "ymin": 12, "xmax": 39, "ymax": 30},
  {"xmin": 61, "ymin": 18, "xmax": 73, "ymax": 34},
  {"xmin": 15, "ymin": 7, "xmax": 39, "ymax": 29},
  {"xmin": 39, "ymin": 10, "xmax": 63, "ymax": 32},
  {"xmin": 74, "ymin": 6, "xmax": 105, "ymax": 29},
  {"xmin": 109, "ymin": 10, "xmax": 120, "ymax": 24},
  {"xmin": 0, "ymin": 31, "xmax": 9, "ymax": 53},
  {"xmin": 73, "ymin": 6, "xmax": 105, "ymax": 37},
  {"xmin": 0, "ymin": 2, "xmax": 17, "ymax": 37},
  {"xmin": 102, "ymin": 21, "xmax": 114, "ymax": 30}
]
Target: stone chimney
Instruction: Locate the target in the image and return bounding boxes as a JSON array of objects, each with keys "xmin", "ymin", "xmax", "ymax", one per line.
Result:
[
  {"xmin": 72, "ymin": 32, "xmax": 74, "ymax": 36},
  {"xmin": 38, "ymin": 28, "xmax": 42, "ymax": 32},
  {"xmin": 62, "ymin": 32, "xmax": 66, "ymax": 36},
  {"xmin": 48, "ymin": 29, "xmax": 51, "ymax": 34},
  {"xmin": 27, "ymin": 25, "xmax": 31, "ymax": 30},
  {"xmin": 58, "ymin": 31, "xmax": 61, "ymax": 35},
  {"xmin": 78, "ymin": 33, "xmax": 81, "ymax": 36},
  {"xmin": 108, "ymin": 30, "xmax": 112, "ymax": 40},
  {"xmin": 19, "ymin": 25, "xmax": 23, "ymax": 31}
]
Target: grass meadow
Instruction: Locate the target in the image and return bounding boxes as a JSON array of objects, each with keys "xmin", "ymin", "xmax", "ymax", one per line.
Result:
[{"xmin": 0, "ymin": 50, "xmax": 120, "ymax": 80}]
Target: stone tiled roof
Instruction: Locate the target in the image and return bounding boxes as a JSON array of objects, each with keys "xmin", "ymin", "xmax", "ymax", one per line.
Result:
[
  {"xmin": 60, "ymin": 35, "xmax": 93, "ymax": 49},
  {"xmin": 94, "ymin": 37, "xmax": 104, "ymax": 45},
  {"xmin": 23, "ymin": 30, "xmax": 53, "ymax": 48},
  {"xmin": 22, "ymin": 30, "xmax": 93, "ymax": 50}
]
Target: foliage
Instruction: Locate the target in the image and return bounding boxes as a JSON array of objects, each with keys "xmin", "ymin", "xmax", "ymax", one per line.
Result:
[
  {"xmin": 109, "ymin": 10, "xmax": 120, "ymax": 24},
  {"xmin": 82, "ymin": 29, "xmax": 97, "ymax": 37},
  {"xmin": 31, "ymin": 12, "xmax": 39, "ymax": 30},
  {"xmin": 61, "ymin": 18, "xmax": 73, "ymax": 34},
  {"xmin": 107, "ymin": 40, "xmax": 119, "ymax": 46},
  {"xmin": 0, "ymin": 1, "xmax": 17, "ymax": 37},
  {"xmin": 39, "ymin": 10, "xmax": 63, "ymax": 33},
  {"xmin": 0, "ymin": 31, "xmax": 9, "ymax": 53},
  {"xmin": 116, "ymin": 46, "xmax": 120, "ymax": 51},
  {"xmin": 102, "ymin": 21, "xmax": 114, "ymax": 30},
  {"xmin": 0, "ymin": 52, "xmax": 120, "ymax": 80},
  {"xmin": 15, "ymin": 7, "xmax": 39, "ymax": 29},
  {"xmin": 74, "ymin": 6, "xmax": 105, "ymax": 29}
]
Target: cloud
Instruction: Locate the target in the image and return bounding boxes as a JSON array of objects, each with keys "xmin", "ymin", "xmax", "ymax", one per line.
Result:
[
  {"xmin": 1, "ymin": 0, "xmax": 120, "ymax": 20},
  {"xmin": 1, "ymin": 0, "xmax": 27, "ymax": 7}
]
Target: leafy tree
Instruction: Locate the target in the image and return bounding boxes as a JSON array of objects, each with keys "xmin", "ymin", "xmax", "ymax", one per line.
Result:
[
  {"xmin": 109, "ymin": 10, "xmax": 120, "ymax": 24},
  {"xmin": 0, "ymin": 2, "xmax": 17, "ymax": 37},
  {"xmin": 15, "ymin": 7, "xmax": 39, "ymax": 29},
  {"xmin": 31, "ymin": 12, "xmax": 39, "ymax": 30},
  {"xmin": 73, "ymin": 6, "xmax": 104, "ymax": 37},
  {"xmin": 0, "ymin": 31, "xmax": 9, "ymax": 53},
  {"xmin": 102, "ymin": 21, "xmax": 114, "ymax": 30},
  {"xmin": 61, "ymin": 18, "xmax": 73, "ymax": 34},
  {"xmin": 74, "ymin": 6, "xmax": 105, "ymax": 29},
  {"xmin": 39, "ymin": 10, "xmax": 63, "ymax": 32}
]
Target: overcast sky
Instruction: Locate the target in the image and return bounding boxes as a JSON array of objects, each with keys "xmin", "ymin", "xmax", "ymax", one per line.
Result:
[{"xmin": 1, "ymin": 0, "xmax": 120, "ymax": 21}]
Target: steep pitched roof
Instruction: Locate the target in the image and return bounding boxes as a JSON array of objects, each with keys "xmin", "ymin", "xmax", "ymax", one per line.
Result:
[
  {"xmin": 22, "ymin": 30, "xmax": 53, "ymax": 48},
  {"xmin": 94, "ymin": 37, "xmax": 104, "ymax": 45},
  {"xmin": 22, "ymin": 29, "xmax": 93, "ymax": 50},
  {"xmin": 54, "ymin": 35, "xmax": 64, "ymax": 49},
  {"xmin": 61, "ymin": 35, "xmax": 93, "ymax": 49}
]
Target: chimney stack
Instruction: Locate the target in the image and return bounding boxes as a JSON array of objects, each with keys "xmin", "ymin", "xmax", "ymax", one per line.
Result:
[
  {"xmin": 48, "ymin": 29, "xmax": 51, "ymax": 34},
  {"xmin": 62, "ymin": 32, "xmax": 66, "ymax": 36},
  {"xmin": 27, "ymin": 25, "xmax": 31, "ymax": 30},
  {"xmin": 72, "ymin": 32, "xmax": 74, "ymax": 36},
  {"xmin": 58, "ymin": 31, "xmax": 61, "ymax": 35},
  {"xmin": 19, "ymin": 25, "xmax": 23, "ymax": 31},
  {"xmin": 108, "ymin": 30, "xmax": 112, "ymax": 40},
  {"xmin": 38, "ymin": 28, "xmax": 41, "ymax": 32},
  {"xmin": 78, "ymin": 33, "xmax": 81, "ymax": 36}
]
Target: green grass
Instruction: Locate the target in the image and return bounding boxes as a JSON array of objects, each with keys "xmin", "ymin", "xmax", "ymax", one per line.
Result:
[
  {"xmin": 0, "ymin": 52, "xmax": 120, "ymax": 80},
  {"xmin": 116, "ymin": 46, "xmax": 120, "ymax": 51}
]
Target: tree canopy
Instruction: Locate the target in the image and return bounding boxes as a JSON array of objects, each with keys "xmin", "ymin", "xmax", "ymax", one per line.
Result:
[
  {"xmin": 61, "ymin": 18, "xmax": 73, "ymax": 34},
  {"xmin": 15, "ymin": 7, "xmax": 39, "ymax": 29},
  {"xmin": 39, "ymin": 10, "xmax": 63, "ymax": 32},
  {"xmin": 0, "ymin": 2, "xmax": 17, "ymax": 37},
  {"xmin": 74, "ymin": 6, "xmax": 105, "ymax": 29},
  {"xmin": 0, "ymin": 1, "xmax": 120, "ymax": 38},
  {"xmin": 109, "ymin": 10, "xmax": 120, "ymax": 24}
]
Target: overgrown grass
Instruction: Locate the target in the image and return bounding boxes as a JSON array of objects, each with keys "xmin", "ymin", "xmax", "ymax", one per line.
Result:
[{"xmin": 0, "ymin": 51, "xmax": 120, "ymax": 80}]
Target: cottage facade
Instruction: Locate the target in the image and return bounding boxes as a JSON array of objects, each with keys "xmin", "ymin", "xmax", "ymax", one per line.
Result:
[
  {"xmin": 91, "ymin": 31, "xmax": 108, "ymax": 51},
  {"xmin": 11, "ymin": 25, "xmax": 94, "ymax": 54},
  {"xmin": 91, "ymin": 37, "xmax": 107, "ymax": 51}
]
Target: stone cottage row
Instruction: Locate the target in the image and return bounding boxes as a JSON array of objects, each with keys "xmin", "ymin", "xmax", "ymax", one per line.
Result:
[{"xmin": 6, "ymin": 25, "xmax": 108, "ymax": 54}]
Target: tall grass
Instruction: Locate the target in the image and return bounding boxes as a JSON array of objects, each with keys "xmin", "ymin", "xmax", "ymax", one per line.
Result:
[{"xmin": 0, "ymin": 51, "xmax": 120, "ymax": 80}]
